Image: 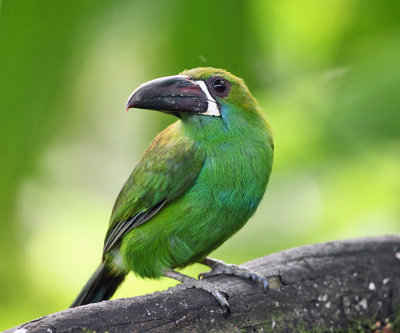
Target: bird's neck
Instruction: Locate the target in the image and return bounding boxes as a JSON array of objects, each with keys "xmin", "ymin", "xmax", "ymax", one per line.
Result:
[{"xmin": 179, "ymin": 105, "xmax": 273, "ymax": 152}]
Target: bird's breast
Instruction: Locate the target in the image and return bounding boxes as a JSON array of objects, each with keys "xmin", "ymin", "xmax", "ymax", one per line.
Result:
[{"xmin": 194, "ymin": 142, "xmax": 272, "ymax": 221}]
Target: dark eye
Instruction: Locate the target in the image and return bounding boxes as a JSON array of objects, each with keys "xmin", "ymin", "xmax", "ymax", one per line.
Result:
[{"xmin": 212, "ymin": 78, "xmax": 227, "ymax": 93}]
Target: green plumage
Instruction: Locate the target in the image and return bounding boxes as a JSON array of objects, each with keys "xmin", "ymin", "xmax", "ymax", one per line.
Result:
[{"xmin": 71, "ymin": 67, "xmax": 273, "ymax": 307}]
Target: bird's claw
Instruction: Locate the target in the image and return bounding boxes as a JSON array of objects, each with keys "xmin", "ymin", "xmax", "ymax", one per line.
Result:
[
  {"xmin": 176, "ymin": 279, "xmax": 230, "ymax": 314},
  {"xmin": 199, "ymin": 260, "xmax": 269, "ymax": 291}
]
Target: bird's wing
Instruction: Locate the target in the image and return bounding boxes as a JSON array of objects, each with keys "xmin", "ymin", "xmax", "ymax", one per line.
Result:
[{"xmin": 103, "ymin": 124, "xmax": 204, "ymax": 255}]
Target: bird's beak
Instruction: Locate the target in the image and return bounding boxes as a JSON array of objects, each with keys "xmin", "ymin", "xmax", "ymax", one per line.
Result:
[{"xmin": 126, "ymin": 75, "xmax": 211, "ymax": 114}]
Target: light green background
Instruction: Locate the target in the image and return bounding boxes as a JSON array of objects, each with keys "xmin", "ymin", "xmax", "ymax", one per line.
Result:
[{"xmin": 0, "ymin": 0, "xmax": 399, "ymax": 330}]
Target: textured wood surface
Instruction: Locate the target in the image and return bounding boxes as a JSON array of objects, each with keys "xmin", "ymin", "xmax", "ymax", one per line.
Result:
[{"xmin": 6, "ymin": 235, "xmax": 400, "ymax": 332}]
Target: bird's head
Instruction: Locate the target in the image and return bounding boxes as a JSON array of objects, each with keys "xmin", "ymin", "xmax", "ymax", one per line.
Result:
[{"xmin": 126, "ymin": 67, "xmax": 261, "ymax": 122}]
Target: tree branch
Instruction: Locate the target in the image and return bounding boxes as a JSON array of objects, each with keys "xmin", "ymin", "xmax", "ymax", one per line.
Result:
[{"xmin": 6, "ymin": 235, "xmax": 400, "ymax": 332}]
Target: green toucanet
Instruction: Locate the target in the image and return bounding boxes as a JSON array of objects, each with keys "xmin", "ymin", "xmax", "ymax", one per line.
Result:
[{"xmin": 71, "ymin": 67, "xmax": 274, "ymax": 312}]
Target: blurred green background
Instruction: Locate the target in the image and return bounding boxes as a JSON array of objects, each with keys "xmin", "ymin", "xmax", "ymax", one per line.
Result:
[{"xmin": 1, "ymin": 0, "xmax": 399, "ymax": 329}]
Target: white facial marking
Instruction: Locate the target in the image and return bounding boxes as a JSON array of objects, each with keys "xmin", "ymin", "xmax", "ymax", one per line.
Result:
[{"xmin": 196, "ymin": 80, "xmax": 220, "ymax": 117}]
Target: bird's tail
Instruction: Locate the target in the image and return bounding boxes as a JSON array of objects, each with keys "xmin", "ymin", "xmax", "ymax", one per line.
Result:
[{"xmin": 70, "ymin": 262, "xmax": 126, "ymax": 307}]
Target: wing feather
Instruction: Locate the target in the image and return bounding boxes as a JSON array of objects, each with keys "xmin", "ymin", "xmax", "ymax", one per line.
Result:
[
  {"xmin": 102, "ymin": 122, "xmax": 203, "ymax": 255},
  {"xmin": 103, "ymin": 199, "xmax": 167, "ymax": 255}
]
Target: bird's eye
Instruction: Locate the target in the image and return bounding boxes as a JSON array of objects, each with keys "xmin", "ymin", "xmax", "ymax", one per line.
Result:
[
  {"xmin": 206, "ymin": 76, "xmax": 231, "ymax": 98},
  {"xmin": 212, "ymin": 78, "xmax": 227, "ymax": 93}
]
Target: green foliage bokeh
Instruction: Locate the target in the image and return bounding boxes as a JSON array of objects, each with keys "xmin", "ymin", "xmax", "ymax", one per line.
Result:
[{"xmin": 0, "ymin": 0, "xmax": 399, "ymax": 329}]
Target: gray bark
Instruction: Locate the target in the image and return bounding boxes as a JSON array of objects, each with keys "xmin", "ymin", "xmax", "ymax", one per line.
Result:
[{"xmin": 6, "ymin": 235, "xmax": 400, "ymax": 332}]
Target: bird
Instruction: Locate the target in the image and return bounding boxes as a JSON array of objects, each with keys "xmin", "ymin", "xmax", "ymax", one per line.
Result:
[{"xmin": 71, "ymin": 67, "xmax": 274, "ymax": 313}]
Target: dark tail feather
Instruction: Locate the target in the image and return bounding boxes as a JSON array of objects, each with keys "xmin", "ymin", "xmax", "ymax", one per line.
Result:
[{"xmin": 70, "ymin": 262, "xmax": 126, "ymax": 307}]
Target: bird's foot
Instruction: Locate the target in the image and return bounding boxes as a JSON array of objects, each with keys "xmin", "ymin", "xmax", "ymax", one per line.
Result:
[
  {"xmin": 163, "ymin": 270, "xmax": 230, "ymax": 314},
  {"xmin": 199, "ymin": 257, "xmax": 269, "ymax": 290}
]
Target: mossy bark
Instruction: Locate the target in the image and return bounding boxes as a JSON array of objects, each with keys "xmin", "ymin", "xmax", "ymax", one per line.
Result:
[{"xmin": 6, "ymin": 235, "xmax": 400, "ymax": 333}]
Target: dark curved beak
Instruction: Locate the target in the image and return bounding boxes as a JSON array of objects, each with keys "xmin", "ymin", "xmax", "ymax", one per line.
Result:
[{"xmin": 126, "ymin": 75, "xmax": 209, "ymax": 114}]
